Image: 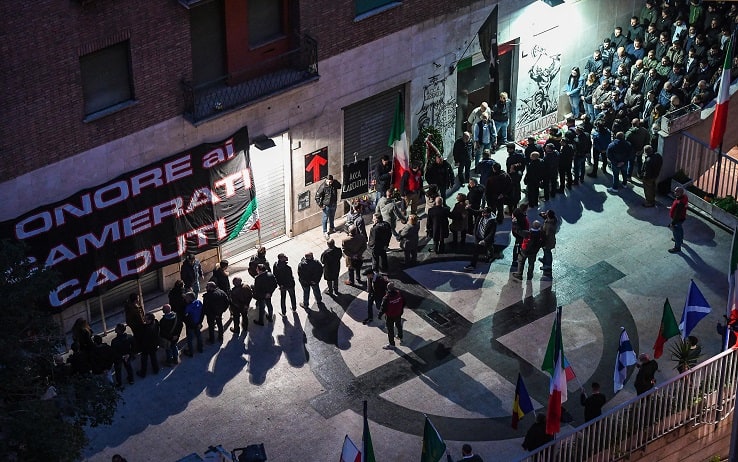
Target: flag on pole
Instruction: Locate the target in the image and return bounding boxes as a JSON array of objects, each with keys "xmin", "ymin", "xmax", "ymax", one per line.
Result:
[
  {"xmin": 614, "ymin": 327, "xmax": 637, "ymax": 393},
  {"xmin": 420, "ymin": 416, "xmax": 446, "ymax": 462},
  {"xmin": 679, "ymin": 280, "xmax": 712, "ymax": 338},
  {"xmin": 727, "ymin": 228, "xmax": 738, "ymax": 350},
  {"xmin": 340, "ymin": 435, "xmax": 361, "ymax": 462},
  {"xmin": 362, "ymin": 401, "xmax": 376, "ymax": 462},
  {"xmin": 512, "ymin": 373, "xmax": 534, "ymax": 429},
  {"xmin": 389, "ymin": 92, "xmax": 409, "ymax": 190},
  {"xmin": 709, "ymin": 34, "xmax": 733, "ymax": 150},
  {"xmin": 653, "ymin": 299, "xmax": 680, "ymax": 359},
  {"xmin": 545, "ymin": 307, "xmax": 567, "ymax": 435},
  {"xmin": 542, "ymin": 313, "xmax": 576, "ymax": 381},
  {"xmin": 477, "ymin": 6, "xmax": 500, "ymax": 96}
]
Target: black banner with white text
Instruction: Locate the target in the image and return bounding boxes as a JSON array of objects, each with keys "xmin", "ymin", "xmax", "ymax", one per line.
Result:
[
  {"xmin": 342, "ymin": 158, "xmax": 369, "ymax": 199},
  {"xmin": 1, "ymin": 127, "xmax": 256, "ymax": 311}
]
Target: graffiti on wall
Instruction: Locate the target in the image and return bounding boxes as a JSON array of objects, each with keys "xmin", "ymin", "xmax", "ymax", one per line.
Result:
[
  {"xmin": 416, "ymin": 74, "xmax": 457, "ymax": 154},
  {"xmin": 514, "ymin": 44, "xmax": 562, "ymax": 141}
]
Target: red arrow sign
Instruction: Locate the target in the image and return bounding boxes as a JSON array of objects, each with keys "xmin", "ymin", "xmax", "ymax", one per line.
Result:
[{"xmin": 306, "ymin": 152, "xmax": 328, "ymax": 183}]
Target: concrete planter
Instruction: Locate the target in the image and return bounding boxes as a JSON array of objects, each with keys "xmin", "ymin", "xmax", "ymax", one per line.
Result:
[{"xmin": 671, "ymin": 179, "xmax": 738, "ymax": 229}]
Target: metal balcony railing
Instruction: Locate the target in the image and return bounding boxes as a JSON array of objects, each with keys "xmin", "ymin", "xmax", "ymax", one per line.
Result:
[
  {"xmin": 518, "ymin": 348, "xmax": 738, "ymax": 462},
  {"xmin": 182, "ymin": 34, "xmax": 319, "ymax": 124}
]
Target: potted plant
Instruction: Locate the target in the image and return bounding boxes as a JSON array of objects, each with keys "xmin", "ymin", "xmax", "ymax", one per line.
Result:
[
  {"xmin": 410, "ymin": 126, "xmax": 443, "ymax": 170},
  {"xmin": 670, "ymin": 336, "xmax": 701, "ymax": 374}
]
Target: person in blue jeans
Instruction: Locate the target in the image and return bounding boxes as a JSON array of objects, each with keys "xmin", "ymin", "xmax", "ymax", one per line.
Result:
[
  {"xmin": 669, "ymin": 187, "xmax": 688, "ymax": 253},
  {"xmin": 315, "ymin": 175, "xmax": 341, "ymax": 239},
  {"xmin": 491, "ymin": 92, "xmax": 512, "ymax": 146},
  {"xmin": 606, "ymin": 131, "xmax": 631, "ymax": 193}
]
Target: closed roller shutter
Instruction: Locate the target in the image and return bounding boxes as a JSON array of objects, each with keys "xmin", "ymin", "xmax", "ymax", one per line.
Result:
[
  {"xmin": 221, "ymin": 145, "xmax": 286, "ymax": 258},
  {"xmin": 96, "ymin": 271, "xmax": 160, "ymax": 321},
  {"xmin": 343, "ymin": 85, "xmax": 406, "ymax": 192}
]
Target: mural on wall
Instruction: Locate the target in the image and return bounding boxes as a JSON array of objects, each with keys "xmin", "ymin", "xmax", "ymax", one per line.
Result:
[
  {"xmin": 514, "ymin": 43, "xmax": 561, "ymax": 141},
  {"xmin": 416, "ymin": 73, "xmax": 457, "ymax": 155}
]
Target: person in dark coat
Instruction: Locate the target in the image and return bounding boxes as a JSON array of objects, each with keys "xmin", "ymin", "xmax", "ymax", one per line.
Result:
[
  {"xmin": 253, "ymin": 264, "xmax": 278, "ymax": 324},
  {"xmin": 513, "ymin": 220, "xmax": 544, "ymax": 281},
  {"xmin": 542, "ymin": 143, "xmax": 560, "ymax": 202},
  {"xmin": 137, "ymin": 313, "xmax": 160, "ymax": 378},
  {"xmin": 229, "ymin": 277, "xmax": 252, "ymax": 334},
  {"xmin": 425, "ymin": 153, "xmax": 455, "ymax": 205},
  {"xmin": 183, "ymin": 292, "xmax": 203, "ymax": 356},
  {"xmin": 485, "ymin": 163, "xmax": 511, "ymax": 224},
  {"xmin": 641, "ymin": 145, "xmax": 663, "ymax": 207},
  {"xmin": 511, "ymin": 202, "xmax": 530, "ymax": 261},
  {"xmin": 448, "ymin": 444, "xmax": 484, "ymax": 462},
  {"xmin": 464, "ymin": 207, "xmax": 497, "ymax": 270},
  {"xmin": 202, "ymin": 281, "xmax": 229, "ymax": 342},
  {"xmin": 321, "ymin": 239, "xmax": 343, "ymax": 296},
  {"xmin": 580, "ymin": 382, "xmax": 607, "ymax": 422},
  {"xmin": 634, "ymin": 353, "xmax": 659, "ymax": 394},
  {"xmin": 180, "ymin": 254, "xmax": 204, "ymax": 296},
  {"xmin": 248, "ymin": 246, "xmax": 271, "ymax": 279},
  {"xmin": 123, "ymin": 293, "xmax": 145, "ymax": 347},
  {"xmin": 558, "ymin": 134, "xmax": 576, "ymax": 191},
  {"xmin": 398, "ymin": 214, "xmax": 420, "ymax": 265},
  {"xmin": 90, "ymin": 334, "xmax": 116, "ymax": 380},
  {"xmin": 522, "ymin": 413, "xmax": 554, "ymax": 451},
  {"xmin": 368, "ymin": 213, "xmax": 392, "ymax": 272},
  {"xmin": 168, "ymin": 280, "xmax": 187, "ymax": 319},
  {"xmin": 505, "ymin": 143, "xmax": 526, "ymax": 212},
  {"xmin": 524, "ymin": 152, "xmax": 544, "ymax": 208},
  {"xmin": 342, "ymin": 226, "xmax": 367, "ymax": 286},
  {"xmin": 273, "ymin": 253, "xmax": 297, "ymax": 315},
  {"xmin": 158, "ymin": 303, "xmax": 183, "ymax": 365},
  {"xmin": 110, "ymin": 323, "xmax": 135, "ymax": 386},
  {"xmin": 452, "ymin": 131, "xmax": 473, "ymax": 184},
  {"xmin": 298, "ymin": 252, "xmax": 323, "ymax": 308},
  {"xmin": 211, "ymin": 260, "xmax": 231, "ymax": 294},
  {"xmin": 427, "ymin": 196, "xmax": 451, "ymax": 254},
  {"xmin": 374, "ymin": 155, "xmax": 393, "ymax": 205}
]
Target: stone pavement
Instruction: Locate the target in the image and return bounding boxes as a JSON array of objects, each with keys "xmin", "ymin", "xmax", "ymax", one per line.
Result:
[{"xmin": 83, "ymin": 148, "xmax": 734, "ymax": 461}]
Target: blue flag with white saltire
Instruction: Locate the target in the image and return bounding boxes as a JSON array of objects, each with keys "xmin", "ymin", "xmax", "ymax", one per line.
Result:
[
  {"xmin": 679, "ymin": 280, "xmax": 712, "ymax": 339},
  {"xmin": 614, "ymin": 327, "xmax": 637, "ymax": 393}
]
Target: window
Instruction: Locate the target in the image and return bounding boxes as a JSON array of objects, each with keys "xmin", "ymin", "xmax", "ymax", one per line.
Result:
[
  {"xmin": 248, "ymin": 0, "xmax": 284, "ymax": 47},
  {"xmin": 355, "ymin": 0, "xmax": 398, "ymax": 17},
  {"xmin": 80, "ymin": 41, "xmax": 134, "ymax": 118}
]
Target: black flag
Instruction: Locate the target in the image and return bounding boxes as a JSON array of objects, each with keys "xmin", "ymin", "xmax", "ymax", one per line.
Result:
[{"xmin": 477, "ymin": 6, "xmax": 499, "ymax": 100}]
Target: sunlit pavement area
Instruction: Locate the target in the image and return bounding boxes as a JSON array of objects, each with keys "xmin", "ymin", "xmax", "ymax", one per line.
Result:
[{"xmin": 84, "ymin": 151, "xmax": 733, "ymax": 461}]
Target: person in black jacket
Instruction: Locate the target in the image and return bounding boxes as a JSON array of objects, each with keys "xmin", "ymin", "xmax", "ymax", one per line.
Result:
[
  {"xmin": 374, "ymin": 155, "xmax": 393, "ymax": 204},
  {"xmin": 558, "ymin": 134, "xmax": 576, "ymax": 192},
  {"xmin": 274, "ymin": 253, "xmax": 297, "ymax": 315},
  {"xmin": 248, "ymin": 246, "xmax": 271, "ymax": 279},
  {"xmin": 321, "ymin": 239, "xmax": 343, "ymax": 296},
  {"xmin": 542, "ymin": 143, "xmax": 560, "ymax": 201},
  {"xmin": 202, "ymin": 281, "xmax": 229, "ymax": 342},
  {"xmin": 513, "ymin": 220, "xmax": 544, "ymax": 281},
  {"xmin": 111, "ymin": 323, "xmax": 135, "ymax": 386},
  {"xmin": 524, "ymin": 151, "xmax": 544, "ymax": 208},
  {"xmin": 137, "ymin": 313, "xmax": 160, "ymax": 378},
  {"xmin": 641, "ymin": 145, "xmax": 663, "ymax": 207},
  {"xmin": 427, "ymin": 197, "xmax": 451, "ymax": 254},
  {"xmin": 316, "ymin": 175, "xmax": 342, "ymax": 239},
  {"xmin": 368, "ymin": 213, "xmax": 392, "ymax": 272},
  {"xmin": 485, "ymin": 163, "xmax": 511, "ymax": 224},
  {"xmin": 180, "ymin": 254, "xmax": 203, "ymax": 296},
  {"xmin": 522, "ymin": 413, "xmax": 553, "ymax": 452},
  {"xmin": 159, "ymin": 304, "xmax": 183, "ymax": 365},
  {"xmin": 229, "ymin": 277, "xmax": 252, "ymax": 334},
  {"xmin": 168, "ymin": 279, "xmax": 187, "ymax": 319},
  {"xmin": 580, "ymin": 382, "xmax": 607, "ymax": 422},
  {"xmin": 90, "ymin": 335, "xmax": 116, "ymax": 382},
  {"xmin": 447, "ymin": 444, "xmax": 484, "ymax": 462},
  {"xmin": 425, "ymin": 154, "xmax": 455, "ymax": 206},
  {"xmin": 298, "ymin": 252, "xmax": 323, "ymax": 309},
  {"xmin": 452, "ymin": 132, "xmax": 473, "ymax": 184},
  {"xmin": 211, "ymin": 260, "xmax": 231, "ymax": 295},
  {"xmin": 505, "ymin": 143, "xmax": 526, "ymax": 211},
  {"xmin": 464, "ymin": 207, "xmax": 497, "ymax": 271},
  {"xmin": 253, "ymin": 264, "xmax": 278, "ymax": 324}
]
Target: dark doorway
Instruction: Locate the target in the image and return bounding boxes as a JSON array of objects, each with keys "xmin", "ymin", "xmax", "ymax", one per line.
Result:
[{"xmin": 456, "ymin": 39, "xmax": 517, "ymax": 137}]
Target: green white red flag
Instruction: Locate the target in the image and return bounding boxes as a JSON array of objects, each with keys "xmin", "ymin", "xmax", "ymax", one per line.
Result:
[
  {"xmin": 389, "ymin": 93, "xmax": 409, "ymax": 190},
  {"xmin": 653, "ymin": 299, "xmax": 680, "ymax": 359},
  {"xmin": 709, "ymin": 35, "xmax": 733, "ymax": 150}
]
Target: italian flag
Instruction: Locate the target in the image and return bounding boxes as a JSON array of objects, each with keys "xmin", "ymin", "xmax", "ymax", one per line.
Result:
[
  {"xmin": 709, "ymin": 36, "xmax": 732, "ymax": 150},
  {"xmin": 653, "ymin": 299, "xmax": 679, "ymax": 359},
  {"xmin": 388, "ymin": 92, "xmax": 409, "ymax": 190},
  {"xmin": 545, "ymin": 309, "xmax": 567, "ymax": 436},
  {"xmin": 227, "ymin": 197, "xmax": 260, "ymax": 241}
]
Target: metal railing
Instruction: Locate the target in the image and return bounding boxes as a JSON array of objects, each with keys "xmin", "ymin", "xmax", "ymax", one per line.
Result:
[
  {"xmin": 675, "ymin": 132, "xmax": 738, "ymax": 198},
  {"xmin": 182, "ymin": 34, "xmax": 319, "ymax": 124},
  {"xmin": 518, "ymin": 348, "xmax": 738, "ymax": 462}
]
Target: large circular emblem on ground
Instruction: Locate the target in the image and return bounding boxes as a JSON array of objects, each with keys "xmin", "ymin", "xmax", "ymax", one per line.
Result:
[{"xmin": 307, "ymin": 257, "xmax": 635, "ymax": 441}]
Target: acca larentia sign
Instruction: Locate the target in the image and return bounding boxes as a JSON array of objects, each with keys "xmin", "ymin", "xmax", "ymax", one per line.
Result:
[{"xmin": 1, "ymin": 127, "xmax": 256, "ymax": 312}]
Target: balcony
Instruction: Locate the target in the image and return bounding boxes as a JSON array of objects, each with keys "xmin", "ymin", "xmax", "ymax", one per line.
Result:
[{"xmin": 182, "ymin": 34, "xmax": 319, "ymax": 125}]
